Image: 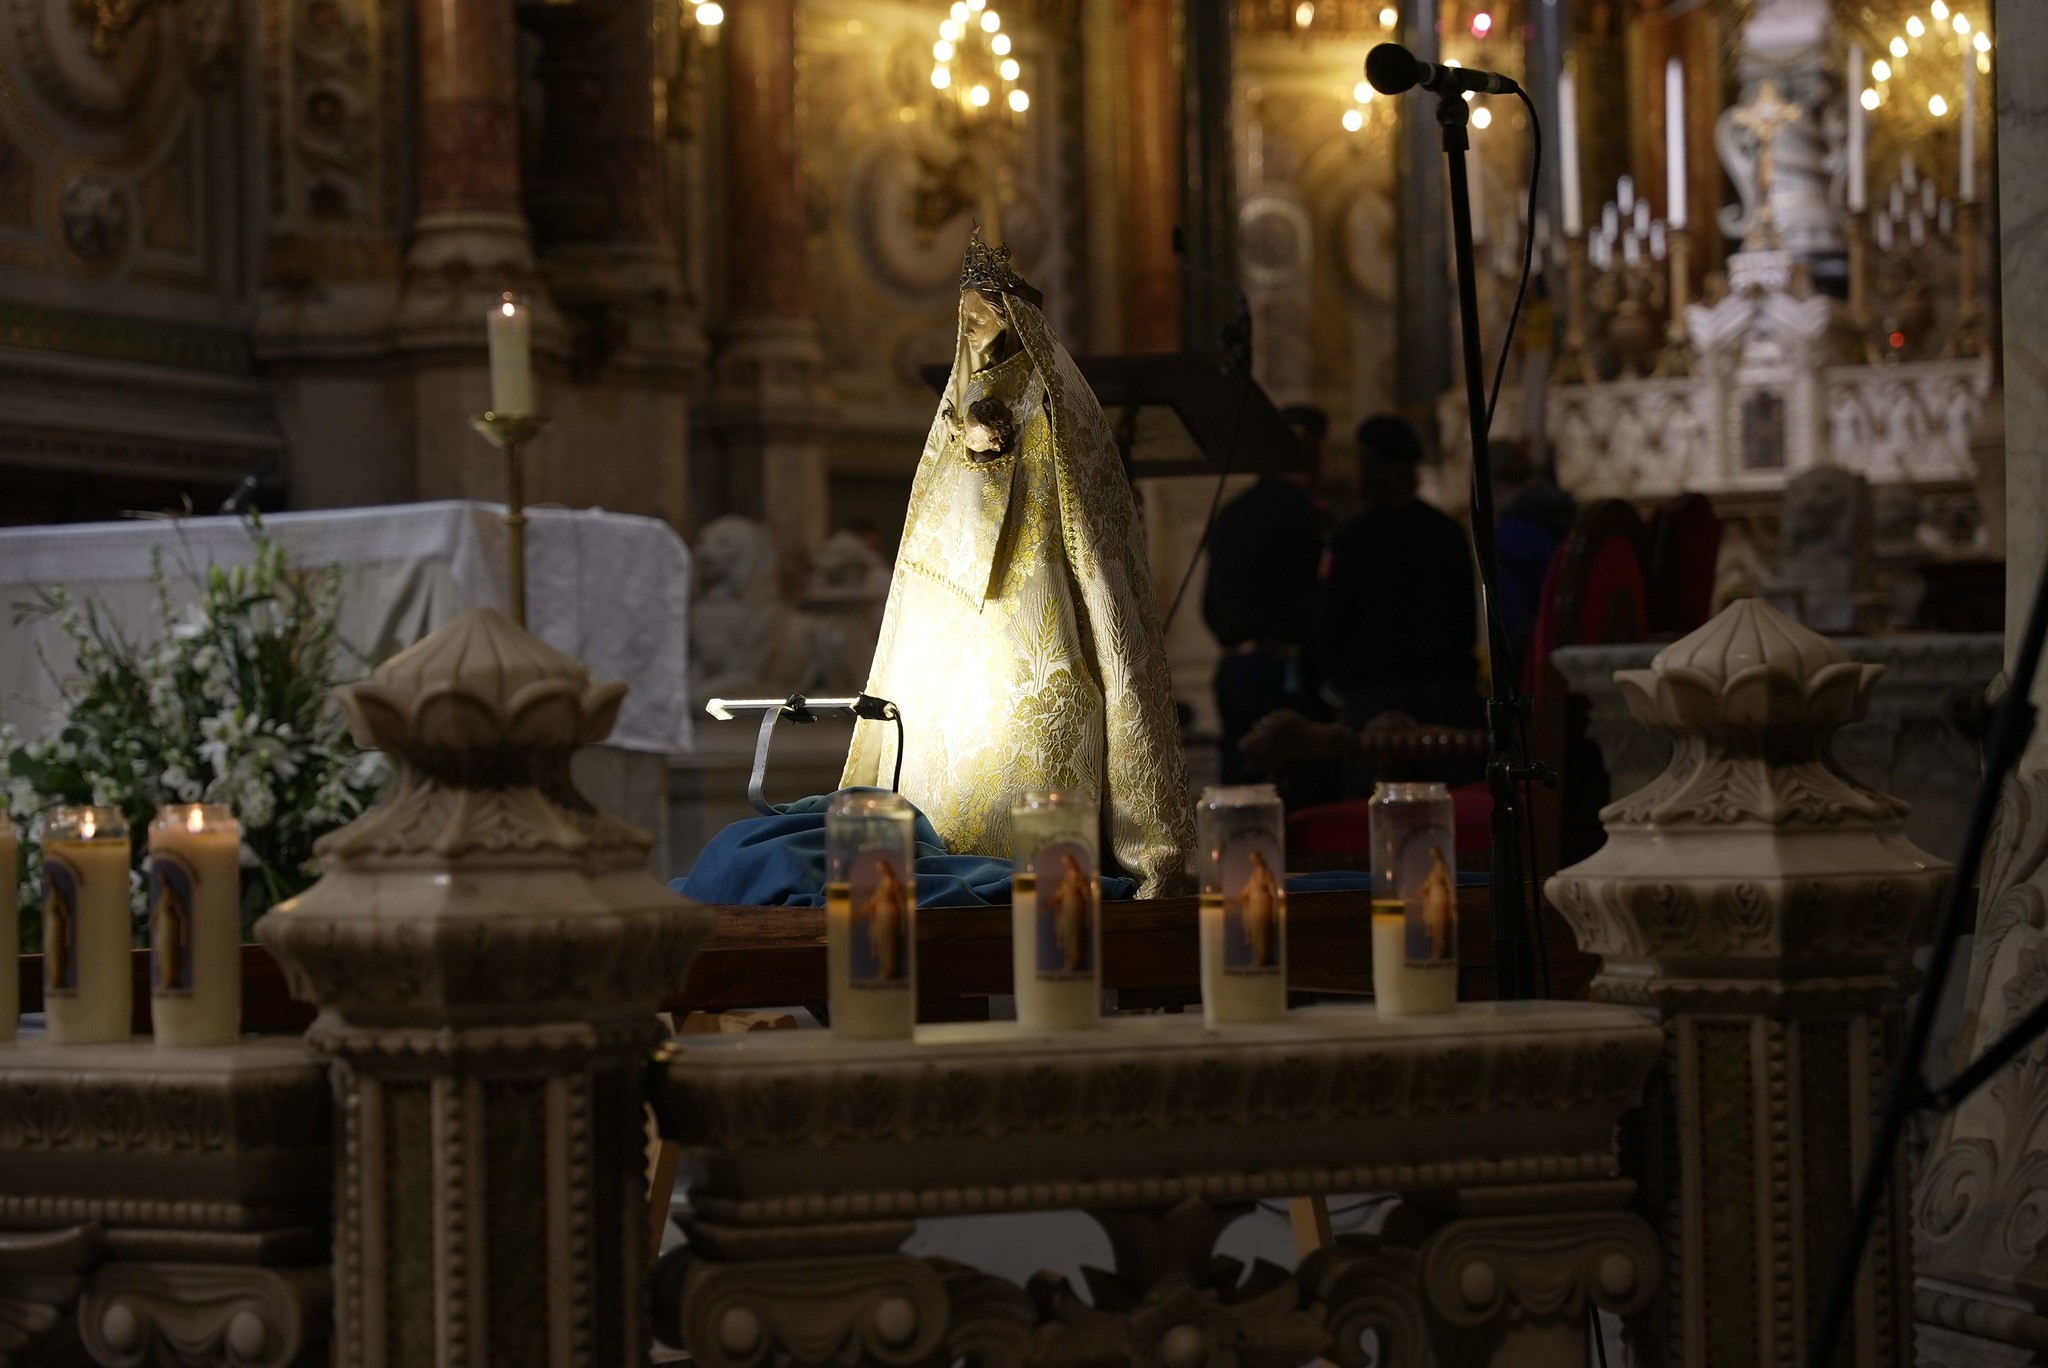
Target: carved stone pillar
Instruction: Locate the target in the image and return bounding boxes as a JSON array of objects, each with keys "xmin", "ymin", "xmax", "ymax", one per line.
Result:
[
  {"xmin": 257, "ymin": 609, "xmax": 717, "ymax": 1364},
  {"xmin": 702, "ymin": 0, "xmax": 828, "ymax": 576},
  {"xmin": 1122, "ymin": 0, "xmax": 1179, "ymax": 353},
  {"xmin": 1912, "ymin": 6, "xmax": 2048, "ymax": 1359},
  {"xmin": 1547, "ymin": 599, "xmax": 1950, "ymax": 1367}
]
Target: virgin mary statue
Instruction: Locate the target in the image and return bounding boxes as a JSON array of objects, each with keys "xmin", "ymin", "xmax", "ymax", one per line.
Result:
[{"xmin": 842, "ymin": 231, "xmax": 1192, "ymax": 896}]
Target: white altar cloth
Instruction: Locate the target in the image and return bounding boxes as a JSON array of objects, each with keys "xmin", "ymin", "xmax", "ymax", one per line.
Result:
[{"xmin": 0, "ymin": 501, "xmax": 692, "ymax": 755}]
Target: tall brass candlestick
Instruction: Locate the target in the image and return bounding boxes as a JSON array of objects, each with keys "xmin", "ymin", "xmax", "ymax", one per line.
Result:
[
  {"xmin": 1555, "ymin": 234, "xmax": 1595, "ymax": 384},
  {"xmin": 467, "ymin": 412, "xmax": 551, "ymax": 627},
  {"xmin": 1951, "ymin": 199, "xmax": 1987, "ymax": 359},
  {"xmin": 1655, "ymin": 226, "xmax": 1693, "ymax": 377}
]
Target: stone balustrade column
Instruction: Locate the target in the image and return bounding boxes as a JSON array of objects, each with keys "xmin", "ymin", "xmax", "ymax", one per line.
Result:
[
  {"xmin": 257, "ymin": 609, "xmax": 717, "ymax": 1364},
  {"xmin": 1547, "ymin": 599, "xmax": 1949, "ymax": 1367},
  {"xmin": 1122, "ymin": 0, "xmax": 1179, "ymax": 353},
  {"xmin": 703, "ymin": 0, "xmax": 829, "ymax": 579}
]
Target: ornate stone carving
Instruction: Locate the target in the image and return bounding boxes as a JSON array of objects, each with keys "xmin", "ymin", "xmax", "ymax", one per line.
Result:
[
  {"xmin": 80, "ymin": 1264, "xmax": 328, "ymax": 1368},
  {"xmin": 655, "ymin": 1005, "xmax": 1664, "ymax": 1366},
  {"xmin": 0, "ymin": 1225, "xmax": 100, "ymax": 1368},
  {"xmin": 256, "ymin": 608, "xmax": 717, "ymax": 1366},
  {"xmin": 1548, "ymin": 597, "xmax": 1947, "ymax": 1367}
]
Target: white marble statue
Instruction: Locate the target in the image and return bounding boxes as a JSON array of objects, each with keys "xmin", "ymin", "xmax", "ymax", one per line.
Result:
[
  {"xmin": 1714, "ymin": 0, "xmax": 1842, "ymax": 260},
  {"xmin": 689, "ymin": 515, "xmax": 820, "ymax": 704}
]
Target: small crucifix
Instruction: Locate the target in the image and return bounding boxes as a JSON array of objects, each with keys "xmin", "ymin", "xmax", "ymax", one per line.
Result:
[{"xmin": 1733, "ymin": 79, "xmax": 1802, "ymax": 250}]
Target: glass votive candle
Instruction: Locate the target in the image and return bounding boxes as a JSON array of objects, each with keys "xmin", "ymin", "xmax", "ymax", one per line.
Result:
[
  {"xmin": 41, "ymin": 804, "xmax": 133, "ymax": 1044},
  {"xmin": 825, "ymin": 790, "xmax": 917, "ymax": 1040},
  {"xmin": 147, "ymin": 804, "xmax": 242, "ymax": 1047},
  {"xmin": 0, "ymin": 817, "xmax": 16, "ymax": 1043},
  {"xmin": 1197, "ymin": 784, "xmax": 1288, "ymax": 1026},
  {"xmin": 1369, "ymin": 781, "xmax": 1458, "ymax": 1015},
  {"xmin": 1011, "ymin": 789, "xmax": 1101, "ymax": 1030}
]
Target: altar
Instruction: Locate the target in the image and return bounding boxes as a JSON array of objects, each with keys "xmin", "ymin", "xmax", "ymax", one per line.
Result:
[{"xmin": 0, "ymin": 501, "xmax": 694, "ymax": 868}]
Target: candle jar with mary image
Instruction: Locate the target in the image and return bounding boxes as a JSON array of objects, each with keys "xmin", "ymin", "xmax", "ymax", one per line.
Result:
[
  {"xmin": 1369, "ymin": 782, "xmax": 1458, "ymax": 1015},
  {"xmin": 825, "ymin": 790, "xmax": 917, "ymax": 1040},
  {"xmin": 42, "ymin": 805, "xmax": 133, "ymax": 1044},
  {"xmin": 1197, "ymin": 785, "xmax": 1288, "ymax": 1027},
  {"xmin": 148, "ymin": 803, "xmax": 242, "ymax": 1047},
  {"xmin": 1011, "ymin": 789, "xmax": 1101, "ymax": 1031}
]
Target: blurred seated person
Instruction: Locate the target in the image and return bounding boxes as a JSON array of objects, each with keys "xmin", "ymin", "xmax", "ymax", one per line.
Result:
[
  {"xmin": 1325, "ymin": 415, "xmax": 1483, "ymax": 737},
  {"xmin": 1202, "ymin": 403, "xmax": 1333, "ymax": 787},
  {"xmin": 1490, "ymin": 438, "xmax": 1577, "ymax": 668}
]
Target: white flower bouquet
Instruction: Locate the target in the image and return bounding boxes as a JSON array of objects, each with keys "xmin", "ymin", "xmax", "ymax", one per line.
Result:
[{"xmin": 6, "ymin": 521, "xmax": 386, "ymax": 949}]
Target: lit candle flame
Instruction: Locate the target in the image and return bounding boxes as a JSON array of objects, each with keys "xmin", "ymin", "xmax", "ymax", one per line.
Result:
[
  {"xmin": 187, "ymin": 805, "xmax": 205, "ymax": 834},
  {"xmin": 80, "ymin": 811, "xmax": 96, "ymax": 840}
]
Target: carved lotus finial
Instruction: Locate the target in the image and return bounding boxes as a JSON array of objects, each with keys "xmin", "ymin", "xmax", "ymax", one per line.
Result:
[
  {"xmin": 1616, "ymin": 597, "xmax": 1883, "ymax": 729},
  {"xmin": 343, "ymin": 608, "xmax": 627, "ymax": 755}
]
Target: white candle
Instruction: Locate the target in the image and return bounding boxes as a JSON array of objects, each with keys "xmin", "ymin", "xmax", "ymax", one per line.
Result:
[
  {"xmin": 1666, "ymin": 58, "xmax": 1688, "ymax": 229},
  {"xmin": 1558, "ymin": 69, "xmax": 1583, "ymax": 236},
  {"xmin": 0, "ymin": 820, "xmax": 15, "ymax": 1043},
  {"xmin": 1624, "ymin": 231, "xmax": 1642, "ymax": 268},
  {"xmin": 41, "ymin": 806, "xmax": 133, "ymax": 1044},
  {"xmin": 1197, "ymin": 787, "xmax": 1287, "ymax": 1027},
  {"xmin": 486, "ymin": 293, "xmax": 534, "ymax": 416},
  {"xmin": 1011, "ymin": 791, "xmax": 1101, "ymax": 1031},
  {"xmin": 1961, "ymin": 52, "xmax": 1978, "ymax": 202},
  {"xmin": 825, "ymin": 792, "xmax": 916, "ymax": 1040},
  {"xmin": 1847, "ymin": 44, "xmax": 1868, "ymax": 212},
  {"xmin": 1901, "ymin": 154, "xmax": 1918, "ymax": 193},
  {"xmin": 1876, "ymin": 211, "xmax": 1894, "ymax": 251},
  {"xmin": 147, "ymin": 804, "xmax": 241, "ymax": 1047},
  {"xmin": 1617, "ymin": 174, "xmax": 1635, "ymax": 215},
  {"xmin": 1369, "ymin": 783, "xmax": 1458, "ymax": 1016}
]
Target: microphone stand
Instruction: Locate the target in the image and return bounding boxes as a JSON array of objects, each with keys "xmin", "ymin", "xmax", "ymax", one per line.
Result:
[{"xmin": 1438, "ymin": 87, "xmax": 1539, "ymax": 1000}]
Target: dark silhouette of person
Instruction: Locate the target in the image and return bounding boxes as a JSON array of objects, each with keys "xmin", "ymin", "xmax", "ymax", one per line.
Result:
[
  {"xmin": 1489, "ymin": 439, "xmax": 1577, "ymax": 669},
  {"xmin": 1202, "ymin": 404, "xmax": 1333, "ymax": 786},
  {"xmin": 1324, "ymin": 415, "xmax": 1483, "ymax": 739}
]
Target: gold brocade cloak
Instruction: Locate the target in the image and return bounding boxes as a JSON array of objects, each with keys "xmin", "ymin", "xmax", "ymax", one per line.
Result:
[{"xmin": 842, "ymin": 294, "xmax": 1193, "ymax": 896}]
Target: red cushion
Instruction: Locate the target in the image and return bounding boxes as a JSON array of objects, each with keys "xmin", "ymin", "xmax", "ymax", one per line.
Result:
[{"xmin": 1288, "ymin": 785, "xmax": 1493, "ymax": 858}]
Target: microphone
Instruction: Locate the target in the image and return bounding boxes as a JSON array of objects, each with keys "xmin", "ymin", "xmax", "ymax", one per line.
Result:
[{"xmin": 1365, "ymin": 42, "xmax": 1521, "ymax": 98}]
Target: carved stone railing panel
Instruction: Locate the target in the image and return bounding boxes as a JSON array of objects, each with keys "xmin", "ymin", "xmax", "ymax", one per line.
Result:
[
  {"xmin": 651, "ymin": 1003, "xmax": 1665, "ymax": 1368},
  {"xmin": 1548, "ymin": 599, "xmax": 1950, "ymax": 1368},
  {"xmin": 1824, "ymin": 359, "xmax": 1993, "ymax": 487}
]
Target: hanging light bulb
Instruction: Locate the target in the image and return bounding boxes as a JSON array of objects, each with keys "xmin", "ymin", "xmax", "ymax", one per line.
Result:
[
  {"xmin": 1472, "ymin": 105, "xmax": 1493, "ymax": 128},
  {"xmin": 970, "ymin": 83, "xmax": 991, "ymax": 106},
  {"xmin": 1890, "ymin": 35, "xmax": 1908, "ymax": 57},
  {"xmin": 1000, "ymin": 57, "xmax": 1020, "ymax": 80},
  {"xmin": 991, "ymin": 32, "xmax": 1011, "ymax": 54},
  {"xmin": 932, "ymin": 65, "xmax": 952, "ymax": 89},
  {"xmin": 1294, "ymin": 0, "xmax": 1315, "ymax": 27},
  {"xmin": 1975, "ymin": 30, "xmax": 1991, "ymax": 51},
  {"xmin": 1929, "ymin": 93, "xmax": 1948, "ymax": 115},
  {"xmin": 1342, "ymin": 108, "xmax": 1364, "ymax": 132},
  {"xmin": 1906, "ymin": 15, "xmax": 1925, "ymax": 37},
  {"xmin": 1861, "ymin": 87, "xmax": 1880, "ymax": 110},
  {"xmin": 951, "ymin": 1, "xmax": 968, "ymax": 17},
  {"xmin": 941, "ymin": 18, "xmax": 963, "ymax": 41},
  {"xmin": 696, "ymin": 1, "xmax": 722, "ymax": 24},
  {"xmin": 1379, "ymin": 5, "xmax": 1396, "ymax": 27},
  {"xmin": 1930, "ymin": 0, "xmax": 1948, "ymax": 17},
  {"xmin": 1353, "ymin": 80, "xmax": 1372, "ymax": 102},
  {"xmin": 1873, "ymin": 58, "xmax": 1890, "ymax": 81},
  {"xmin": 1953, "ymin": 13, "xmax": 1969, "ymax": 34},
  {"xmin": 934, "ymin": 39, "xmax": 954, "ymax": 60},
  {"xmin": 1009, "ymin": 89, "xmax": 1029, "ymax": 112}
]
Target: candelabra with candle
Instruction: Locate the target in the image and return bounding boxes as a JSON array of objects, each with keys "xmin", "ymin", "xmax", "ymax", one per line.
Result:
[
  {"xmin": 1951, "ymin": 197, "xmax": 1986, "ymax": 358},
  {"xmin": 1842, "ymin": 209, "xmax": 1884, "ymax": 365},
  {"xmin": 471, "ymin": 292, "xmax": 547, "ymax": 628},
  {"xmin": 1555, "ymin": 235, "xmax": 1595, "ymax": 384}
]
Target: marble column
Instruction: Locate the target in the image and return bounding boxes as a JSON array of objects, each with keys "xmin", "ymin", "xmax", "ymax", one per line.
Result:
[
  {"xmin": 1912, "ymin": 4, "xmax": 2048, "ymax": 1361},
  {"xmin": 257, "ymin": 609, "xmax": 717, "ymax": 1365},
  {"xmin": 1122, "ymin": 0, "xmax": 1179, "ymax": 352},
  {"xmin": 396, "ymin": 0, "xmax": 560, "ymax": 507},
  {"xmin": 1395, "ymin": 0, "xmax": 1450, "ymax": 428},
  {"xmin": 703, "ymin": 0, "xmax": 830, "ymax": 578},
  {"xmin": 526, "ymin": 0, "xmax": 702, "ymax": 530}
]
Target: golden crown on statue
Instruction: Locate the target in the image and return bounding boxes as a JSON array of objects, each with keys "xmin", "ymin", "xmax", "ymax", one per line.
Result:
[{"xmin": 959, "ymin": 225, "xmax": 1042, "ymax": 306}]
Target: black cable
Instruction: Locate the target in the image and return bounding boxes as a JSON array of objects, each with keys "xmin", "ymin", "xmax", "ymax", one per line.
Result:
[{"xmin": 1591, "ymin": 1303, "xmax": 1613, "ymax": 1368}]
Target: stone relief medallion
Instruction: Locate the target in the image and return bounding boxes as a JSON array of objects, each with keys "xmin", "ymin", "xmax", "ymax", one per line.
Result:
[
  {"xmin": 55, "ymin": 167, "xmax": 127, "ymax": 266},
  {"xmin": 15, "ymin": 0, "xmax": 160, "ymax": 127},
  {"xmin": 1238, "ymin": 190, "xmax": 1309, "ymax": 291}
]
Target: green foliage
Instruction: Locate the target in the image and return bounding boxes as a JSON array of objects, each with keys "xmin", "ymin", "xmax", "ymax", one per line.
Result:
[{"xmin": 5, "ymin": 519, "xmax": 386, "ymax": 950}]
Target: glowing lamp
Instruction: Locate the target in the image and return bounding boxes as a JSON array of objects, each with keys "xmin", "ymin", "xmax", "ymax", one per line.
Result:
[
  {"xmin": 1009, "ymin": 89, "xmax": 1029, "ymax": 112},
  {"xmin": 1861, "ymin": 87, "xmax": 1880, "ymax": 110},
  {"xmin": 970, "ymin": 83, "xmax": 990, "ymax": 106},
  {"xmin": 991, "ymin": 32, "xmax": 1011, "ymax": 54},
  {"xmin": 932, "ymin": 65, "xmax": 951, "ymax": 89},
  {"xmin": 1873, "ymin": 58, "xmax": 1890, "ymax": 81},
  {"xmin": 1890, "ymin": 35, "xmax": 1908, "ymax": 57},
  {"xmin": 934, "ymin": 39, "xmax": 954, "ymax": 59},
  {"xmin": 1906, "ymin": 15, "xmax": 1925, "ymax": 37},
  {"xmin": 1000, "ymin": 57, "xmax": 1020, "ymax": 80},
  {"xmin": 1294, "ymin": 0, "xmax": 1314, "ymax": 27},
  {"xmin": 1470, "ymin": 10, "xmax": 1492, "ymax": 37},
  {"xmin": 1472, "ymin": 105, "xmax": 1492, "ymax": 128},
  {"xmin": 1342, "ymin": 108, "xmax": 1364, "ymax": 132},
  {"xmin": 981, "ymin": 10, "xmax": 999, "ymax": 31},
  {"xmin": 696, "ymin": 0, "xmax": 721, "ymax": 24},
  {"xmin": 1379, "ymin": 5, "xmax": 1396, "ymax": 26}
]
